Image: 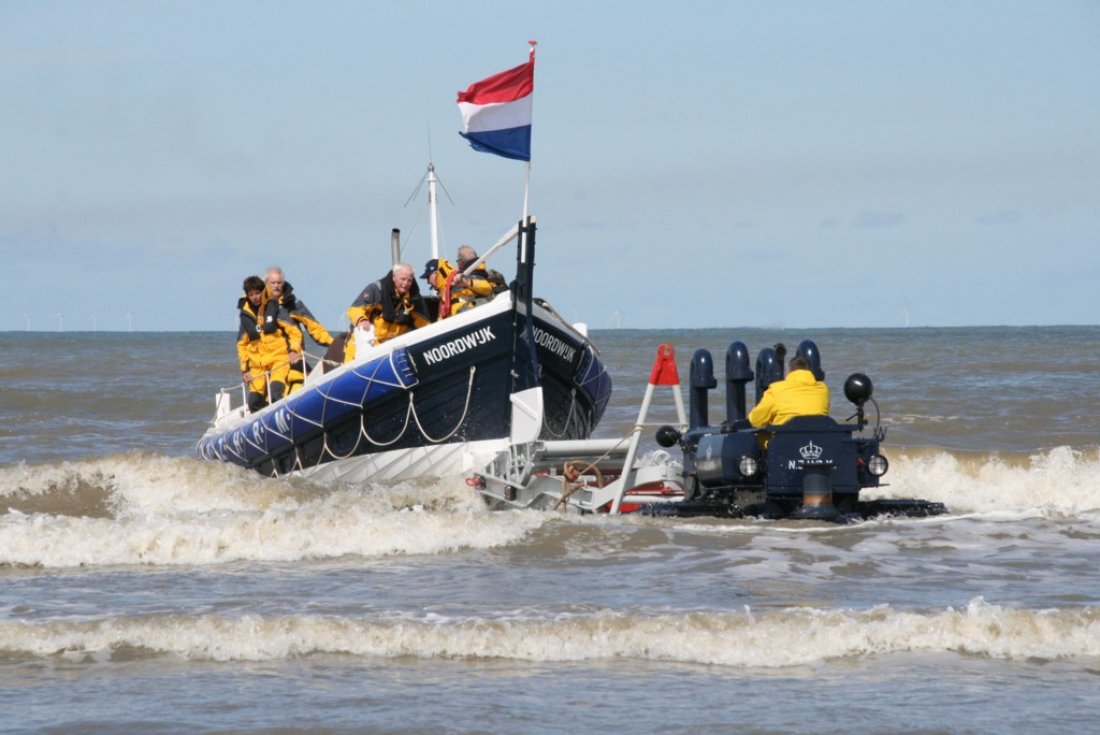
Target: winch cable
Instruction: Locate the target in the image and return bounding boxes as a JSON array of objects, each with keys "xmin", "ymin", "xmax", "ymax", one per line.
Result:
[{"xmin": 553, "ymin": 428, "xmax": 638, "ymax": 510}]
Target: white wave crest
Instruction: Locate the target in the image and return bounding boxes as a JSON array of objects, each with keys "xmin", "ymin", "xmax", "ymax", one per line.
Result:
[
  {"xmin": 0, "ymin": 501, "xmax": 544, "ymax": 568},
  {"xmin": 0, "ymin": 455, "xmax": 546, "ymax": 567},
  {"xmin": 0, "ymin": 453, "xmax": 290, "ymax": 515},
  {"xmin": 3, "ymin": 599, "xmax": 1097, "ymax": 667},
  {"xmin": 872, "ymin": 446, "xmax": 1100, "ymax": 516}
]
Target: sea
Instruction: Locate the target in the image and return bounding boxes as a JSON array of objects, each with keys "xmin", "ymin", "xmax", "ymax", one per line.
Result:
[{"xmin": 2, "ymin": 326, "xmax": 1099, "ymax": 734}]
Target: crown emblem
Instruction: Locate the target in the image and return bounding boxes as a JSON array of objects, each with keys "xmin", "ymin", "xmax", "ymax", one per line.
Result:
[{"xmin": 799, "ymin": 440, "xmax": 823, "ymax": 461}]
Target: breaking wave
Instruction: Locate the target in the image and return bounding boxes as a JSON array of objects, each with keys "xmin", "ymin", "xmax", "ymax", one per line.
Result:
[
  {"xmin": 2, "ymin": 598, "xmax": 1096, "ymax": 667},
  {"xmin": 871, "ymin": 446, "xmax": 1100, "ymax": 516},
  {"xmin": 4, "ymin": 446, "xmax": 1100, "ymax": 569},
  {"xmin": 0, "ymin": 453, "xmax": 545, "ymax": 568}
]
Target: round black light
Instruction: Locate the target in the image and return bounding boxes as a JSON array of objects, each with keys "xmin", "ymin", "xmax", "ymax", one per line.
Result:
[
  {"xmin": 844, "ymin": 373, "xmax": 874, "ymax": 406},
  {"xmin": 655, "ymin": 425, "xmax": 681, "ymax": 448}
]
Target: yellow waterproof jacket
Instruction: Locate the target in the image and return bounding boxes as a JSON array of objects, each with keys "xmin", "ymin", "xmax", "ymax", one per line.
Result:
[
  {"xmin": 237, "ymin": 293, "xmax": 303, "ymax": 373},
  {"xmin": 437, "ymin": 258, "xmax": 496, "ymax": 318},
  {"xmin": 346, "ymin": 276, "xmax": 431, "ymax": 345},
  {"xmin": 279, "ymin": 283, "xmax": 334, "ymax": 347},
  {"xmin": 748, "ymin": 369, "xmax": 830, "ymax": 427},
  {"xmin": 292, "ymin": 311, "xmax": 333, "ymax": 346}
]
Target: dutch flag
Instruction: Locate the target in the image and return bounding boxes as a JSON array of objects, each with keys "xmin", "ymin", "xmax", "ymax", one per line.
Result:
[{"xmin": 456, "ymin": 46, "xmax": 534, "ymax": 162}]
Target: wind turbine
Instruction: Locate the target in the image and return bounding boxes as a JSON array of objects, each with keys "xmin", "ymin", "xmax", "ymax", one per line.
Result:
[
  {"xmin": 25, "ymin": 314, "xmax": 30, "ymax": 331},
  {"xmin": 611, "ymin": 310, "xmax": 622, "ymax": 329},
  {"xmin": 91, "ymin": 312, "xmax": 97, "ymax": 332},
  {"xmin": 55, "ymin": 313, "xmax": 63, "ymax": 332},
  {"xmin": 126, "ymin": 312, "xmax": 133, "ymax": 332}
]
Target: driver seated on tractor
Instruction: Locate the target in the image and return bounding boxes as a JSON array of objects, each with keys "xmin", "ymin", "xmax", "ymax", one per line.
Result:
[{"xmin": 749, "ymin": 355, "xmax": 830, "ymax": 428}]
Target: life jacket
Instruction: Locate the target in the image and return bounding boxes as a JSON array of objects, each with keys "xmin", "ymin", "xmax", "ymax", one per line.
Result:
[
  {"xmin": 236, "ymin": 295, "xmax": 268, "ymax": 372},
  {"xmin": 346, "ymin": 272, "xmax": 431, "ymax": 345},
  {"xmin": 236, "ymin": 291, "xmax": 302, "ymax": 372},
  {"xmin": 279, "ymin": 282, "xmax": 334, "ymax": 347},
  {"xmin": 437, "ymin": 259, "xmax": 496, "ymax": 319},
  {"xmin": 458, "ymin": 258, "xmax": 506, "ymax": 290}
]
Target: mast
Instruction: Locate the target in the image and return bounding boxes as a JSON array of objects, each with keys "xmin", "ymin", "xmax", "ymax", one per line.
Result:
[{"xmin": 427, "ymin": 162, "xmax": 441, "ymax": 259}]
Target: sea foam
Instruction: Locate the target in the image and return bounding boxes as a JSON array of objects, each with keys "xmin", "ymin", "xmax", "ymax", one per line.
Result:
[
  {"xmin": 2, "ymin": 598, "xmax": 1096, "ymax": 667},
  {"xmin": 0, "ymin": 454, "xmax": 544, "ymax": 568},
  {"xmin": 872, "ymin": 446, "xmax": 1100, "ymax": 516}
]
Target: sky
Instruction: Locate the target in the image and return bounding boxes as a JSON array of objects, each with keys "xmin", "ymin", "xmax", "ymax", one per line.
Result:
[{"xmin": 2, "ymin": 0, "xmax": 1098, "ymax": 332}]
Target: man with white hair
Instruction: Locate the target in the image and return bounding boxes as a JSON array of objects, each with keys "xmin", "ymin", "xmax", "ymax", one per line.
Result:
[
  {"xmin": 265, "ymin": 266, "xmax": 333, "ymax": 349},
  {"xmin": 346, "ymin": 262, "xmax": 430, "ymax": 351},
  {"xmin": 265, "ymin": 265, "xmax": 333, "ymax": 392}
]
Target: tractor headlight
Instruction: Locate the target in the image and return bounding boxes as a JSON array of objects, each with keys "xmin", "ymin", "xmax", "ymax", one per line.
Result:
[
  {"xmin": 868, "ymin": 454, "xmax": 889, "ymax": 477},
  {"xmin": 738, "ymin": 456, "xmax": 758, "ymax": 478}
]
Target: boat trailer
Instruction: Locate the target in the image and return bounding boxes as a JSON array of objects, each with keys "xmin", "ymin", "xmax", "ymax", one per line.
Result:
[{"xmin": 473, "ymin": 341, "xmax": 946, "ymax": 521}]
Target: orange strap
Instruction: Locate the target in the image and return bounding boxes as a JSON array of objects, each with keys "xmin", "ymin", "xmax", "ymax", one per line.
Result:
[{"xmin": 438, "ymin": 271, "xmax": 462, "ymax": 318}]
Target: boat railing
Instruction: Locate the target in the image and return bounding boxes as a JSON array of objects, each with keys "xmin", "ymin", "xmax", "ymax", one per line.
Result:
[{"xmin": 211, "ymin": 348, "xmax": 337, "ymax": 426}]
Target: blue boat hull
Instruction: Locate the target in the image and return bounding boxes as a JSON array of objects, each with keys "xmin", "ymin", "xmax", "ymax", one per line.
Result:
[{"xmin": 197, "ymin": 303, "xmax": 611, "ymax": 478}]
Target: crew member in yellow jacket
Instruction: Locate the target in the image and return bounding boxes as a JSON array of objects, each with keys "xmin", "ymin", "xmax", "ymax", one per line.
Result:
[
  {"xmin": 748, "ymin": 355, "xmax": 830, "ymax": 427},
  {"xmin": 344, "ymin": 262, "xmax": 431, "ymax": 361},
  {"xmin": 237, "ymin": 275, "xmax": 304, "ymax": 412},
  {"xmin": 420, "ymin": 257, "xmax": 496, "ymax": 319},
  {"xmin": 265, "ymin": 266, "xmax": 333, "ymax": 393},
  {"xmin": 456, "ymin": 244, "xmax": 507, "ymax": 288}
]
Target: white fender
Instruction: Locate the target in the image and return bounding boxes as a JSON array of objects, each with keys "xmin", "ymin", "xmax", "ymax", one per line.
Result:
[{"xmin": 509, "ymin": 387, "xmax": 544, "ymax": 445}]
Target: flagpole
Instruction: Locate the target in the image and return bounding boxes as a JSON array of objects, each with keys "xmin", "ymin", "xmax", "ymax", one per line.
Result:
[
  {"xmin": 522, "ymin": 162, "xmax": 530, "ymax": 222},
  {"xmin": 520, "ymin": 162, "xmax": 531, "ymax": 263},
  {"xmin": 520, "ymin": 40, "xmax": 536, "ymax": 264},
  {"xmin": 456, "ymin": 40, "xmax": 536, "ymax": 260}
]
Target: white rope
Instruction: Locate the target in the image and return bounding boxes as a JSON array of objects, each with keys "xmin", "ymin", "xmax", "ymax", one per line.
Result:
[
  {"xmin": 223, "ymin": 439, "xmax": 249, "ymax": 464},
  {"xmin": 317, "ymin": 358, "xmax": 407, "ymax": 410},
  {"xmin": 321, "ymin": 420, "xmax": 365, "ymax": 461},
  {"xmin": 284, "ymin": 402, "xmax": 324, "ymax": 430},
  {"xmin": 410, "ymin": 366, "xmax": 477, "ymax": 443},
  {"xmin": 554, "ymin": 426, "xmax": 640, "ymax": 510},
  {"xmin": 268, "ymin": 433, "xmax": 310, "ymax": 479},
  {"xmin": 216, "ymin": 347, "xmax": 331, "ymax": 404},
  {"xmin": 240, "ymin": 424, "xmax": 267, "ymax": 455},
  {"xmin": 359, "ymin": 400, "xmax": 414, "ymax": 447},
  {"xmin": 293, "ymin": 443, "xmax": 306, "ymax": 472},
  {"xmin": 215, "ymin": 353, "xmax": 478, "ymax": 469},
  {"xmin": 243, "ymin": 349, "xmax": 411, "ymax": 467},
  {"xmin": 539, "ymin": 388, "xmax": 579, "ymax": 439}
]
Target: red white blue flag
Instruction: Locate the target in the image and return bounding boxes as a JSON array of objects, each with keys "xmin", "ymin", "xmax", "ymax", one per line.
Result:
[{"xmin": 457, "ymin": 46, "xmax": 534, "ymax": 162}]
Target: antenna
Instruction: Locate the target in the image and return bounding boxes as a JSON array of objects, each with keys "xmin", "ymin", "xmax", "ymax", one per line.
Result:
[
  {"xmin": 402, "ymin": 159, "xmax": 456, "ymax": 260},
  {"xmin": 427, "ymin": 162, "xmax": 440, "ymax": 258}
]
